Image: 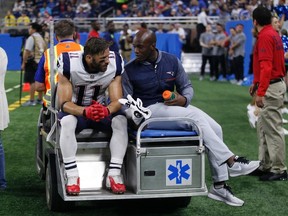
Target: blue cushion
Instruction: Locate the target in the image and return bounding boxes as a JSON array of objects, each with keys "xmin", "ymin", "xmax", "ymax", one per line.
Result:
[{"xmin": 135, "ymin": 129, "xmax": 197, "ymax": 138}]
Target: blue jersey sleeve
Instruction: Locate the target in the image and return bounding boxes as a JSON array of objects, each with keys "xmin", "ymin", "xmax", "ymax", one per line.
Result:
[
  {"xmin": 115, "ymin": 52, "xmax": 124, "ymax": 77},
  {"xmin": 34, "ymin": 55, "xmax": 45, "ymax": 83}
]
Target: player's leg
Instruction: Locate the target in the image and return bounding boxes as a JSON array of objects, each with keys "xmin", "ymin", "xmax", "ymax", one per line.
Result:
[
  {"xmin": 59, "ymin": 114, "xmax": 79, "ymax": 195},
  {"xmin": 106, "ymin": 115, "xmax": 128, "ymax": 194}
]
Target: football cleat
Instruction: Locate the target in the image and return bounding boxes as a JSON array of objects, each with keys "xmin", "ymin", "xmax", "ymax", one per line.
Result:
[
  {"xmin": 66, "ymin": 177, "xmax": 80, "ymax": 196},
  {"xmin": 106, "ymin": 175, "xmax": 126, "ymax": 194}
]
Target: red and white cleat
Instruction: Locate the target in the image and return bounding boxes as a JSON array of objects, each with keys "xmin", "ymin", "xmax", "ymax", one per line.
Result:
[
  {"xmin": 106, "ymin": 175, "xmax": 126, "ymax": 194},
  {"xmin": 66, "ymin": 177, "xmax": 80, "ymax": 196}
]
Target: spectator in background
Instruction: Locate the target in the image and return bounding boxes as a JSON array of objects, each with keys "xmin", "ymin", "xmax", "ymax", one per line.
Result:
[
  {"xmin": 17, "ymin": 11, "xmax": 31, "ymax": 26},
  {"xmin": 189, "ymin": 0, "xmax": 200, "ymax": 16},
  {"xmin": 21, "ymin": 23, "xmax": 47, "ymax": 106},
  {"xmin": 130, "ymin": 3, "xmax": 141, "ymax": 17},
  {"xmin": 226, "ymin": 27, "xmax": 237, "ymax": 81},
  {"xmin": 274, "ymin": 0, "xmax": 288, "ymax": 22},
  {"xmin": 76, "ymin": 0, "xmax": 91, "ymax": 14},
  {"xmin": 230, "ymin": 24, "xmax": 246, "ymax": 85},
  {"xmin": 60, "ymin": 4, "xmax": 76, "ymax": 19},
  {"xmin": 119, "ymin": 23, "xmax": 133, "ymax": 62},
  {"xmin": 155, "ymin": 23, "xmax": 167, "ymax": 33},
  {"xmin": 217, "ymin": 5, "xmax": 231, "ymax": 26},
  {"xmin": 0, "ymin": 47, "xmax": 9, "ymax": 191},
  {"xmin": 75, "ymin": 6, "xmax": 89, "ymax": 19},
  {"xmin": 4, "ymin": 10, "xmax": 16, "ymax": 27},
  {"xmin": 121, "ymin": 4, "xmax": 132, "ymax": 17},
  {"xmin": 175, "ymin": 1, "xmax": 191, "ymax": 16},
  {"xmin": 199, "ymin": 24, "xmax": 214, "ymax": 81},
  {"xmin": 102, "ymin": 21, "xmax": 119, "ymax": 53},
  {"xmin": 115, "ymin": 9, "xmax": 125, "ymax": 18},
  {"xmin": 42, "ymin": 11, "xmax": 53, "ymax": 26},
  {"xmin": 41, "ymin": 23, "xmax": 50, "ymax": 46},
  {"xmin": 47, "ymin": 0, "xmax": 57, "ymax": 10},
  {"xmin": 53, "ymin": 0, "xmax": 67, "ymax": 17},
  {"xmin": 12, "ymin": 0, "xmax": 25, "ymax": 18},
  {"xmin": 39, "ymin": 1, "xmax": 52, "ymax": 17},
  {"xmin": 211, "ymin": 23, "xmax": 227, "ymax": 81},
  {"xmin": 89, "ymin": 0, "xmax": 101, "ymax": 17},
  {"xmin": 25, "ymin": 0, "xmax": 35, "ymax": 18},
  {"xmin": 196, "ymin": 7, "xmax": 213, "ymax": 50},
  {"xmin": 169, "ymin": 23, "xmax": 186, "ymax": 44},
  {"xmin": 87, "ymin": 20, "xmax": 101, "ymax": 40},
  {"xmin": 231, "ymin": 2, "xmax": 242, "ymax": 20},
  {"xmin": 161, "ymin": 0, "xmax": 172, "ymax": 16},
  {"xmin": 208, "ymin": 0, "xmax": 219, "ymax": 16},
  {"xmin": 34, "ymin": 0, "xmax": 44, "ymax": 10}
]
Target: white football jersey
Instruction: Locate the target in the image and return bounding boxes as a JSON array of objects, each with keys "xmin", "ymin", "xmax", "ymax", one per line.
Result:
[{"xmin": 57, "ymin": 50, "xmax": 124, "ymax": 106}]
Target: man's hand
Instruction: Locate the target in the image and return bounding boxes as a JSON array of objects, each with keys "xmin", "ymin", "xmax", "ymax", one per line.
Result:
[
  {"xmin": 164, "ymin": 92, "xmax": 186, "ymax": 107},
  {"xmin": 93, "ymin": 103, "xmax": 110, "ymax": 120},
  {"xmin": 83, "ymin": 101, "xmax": 110, "ymax": 121},
  {"xmin": 249, "ymin": 83, "xmax": 258, "ymax": 96},
  {"xmin": 255, "ymin": 95, "xmax": 264, "ymax": 108}
]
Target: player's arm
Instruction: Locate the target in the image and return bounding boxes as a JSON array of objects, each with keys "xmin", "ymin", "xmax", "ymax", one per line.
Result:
[
  {"xmin": 21, "ymin": 49, "xmax": 31, "ymax": 70},
  {"xmin": 107, "ymin": 75, "xmax": 123, "ymax": 114},
  {"xmin": 57, "ymin": 73, "xmax": 85, "ymax": 116},
  {"xmin": 35, "ymin": 55, "xmax": 46, "ymax": 92}
]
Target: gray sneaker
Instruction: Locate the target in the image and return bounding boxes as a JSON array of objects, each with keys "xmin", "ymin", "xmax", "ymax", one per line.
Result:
[
  {"xmin": 208, "ymin": 184, "xmax": 244, "ymax": 207},
  {"xmin": 228, "ymin": 156, "xmax": 260, "ymax": 177},
  {"xmin": 22, "ymin": 100, "xmax": 36, "ymax": 106},
  {"xmin": 36, "ymin": 99, "xmax": 43, "ymax": 105}
]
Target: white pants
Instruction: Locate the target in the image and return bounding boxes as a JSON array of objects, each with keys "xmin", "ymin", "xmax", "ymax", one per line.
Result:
[{"xmin": 147, "ymin": 103, "xmax": 234, "ymax": 182}]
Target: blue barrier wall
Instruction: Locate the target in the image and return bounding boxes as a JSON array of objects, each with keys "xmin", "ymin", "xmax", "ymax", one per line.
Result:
[{"xmin": 0, "ymin": 32, "xmax": 182, "ymax": 71}]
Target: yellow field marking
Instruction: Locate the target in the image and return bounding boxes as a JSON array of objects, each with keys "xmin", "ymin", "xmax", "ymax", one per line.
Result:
[
  {"xmin": 8, "ymin": 91, "xmax": 39, "ymax": 111},
  {"xmin": 8, "ymin": 95, "xmax": 31, "ymax": 111}
]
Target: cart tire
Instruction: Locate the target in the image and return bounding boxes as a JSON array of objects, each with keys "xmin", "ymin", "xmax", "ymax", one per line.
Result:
[
  {"xmin": 46, "ymin": 150, "xmax": 74, "ymax": 212},
  {"xmin": 161, "ymin": 197, "xmax": 192, "ymax": 208},
  {"xmin": 173, "ymin": 197, "xmax": 191, "ymax": 208}
]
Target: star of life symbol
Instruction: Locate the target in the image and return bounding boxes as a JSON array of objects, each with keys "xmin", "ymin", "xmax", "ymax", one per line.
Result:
[{"xmin": 166, "ymin": 159, "xmax": 192, "ymax": 186}]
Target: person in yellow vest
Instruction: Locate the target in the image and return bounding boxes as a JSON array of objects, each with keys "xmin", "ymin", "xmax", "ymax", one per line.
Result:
[
  {"xmin": 21, "ymin": 22, "xmax": 47, "ymax": 106},
  {"xmin": 16, "ymin": 11, "xmax": 31, "ymax": 26},
  {"xmin": 4, "ymin": 10, "xmax": 16, "ymax": 27},
  {"xmin": 35, "ymin": 20, "xmax": 83, "ymax": 108}
]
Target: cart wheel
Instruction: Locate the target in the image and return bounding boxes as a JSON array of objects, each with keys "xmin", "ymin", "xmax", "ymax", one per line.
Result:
[
  {"xmin": 46, "ymin": 150, "xmax": 74, "ymax": 212},
  {"xmin": 35, "ymin": 121, "xmax": 45, "ymax": 180},
  {"xmin": 161, "ymin": 197, "xmax": 192, "ymax": 208},
  {"xmin": 173, "ymin": 197, "xmax": 191, "ymax": 208}
]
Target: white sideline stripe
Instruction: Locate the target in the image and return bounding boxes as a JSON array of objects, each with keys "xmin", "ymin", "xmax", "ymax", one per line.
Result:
[
  {"xmin": 5, "ymin": 84, "xmax": 20, "ymax": 93},
  {"xmin": 5, "ymin": 88, "xmax": 13, "ymax": 93}
]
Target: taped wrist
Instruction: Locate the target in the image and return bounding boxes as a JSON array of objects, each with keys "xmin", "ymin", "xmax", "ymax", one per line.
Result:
[{"xmin": 61, "ymin": 101, "xmax": 69, "ymax": 112}]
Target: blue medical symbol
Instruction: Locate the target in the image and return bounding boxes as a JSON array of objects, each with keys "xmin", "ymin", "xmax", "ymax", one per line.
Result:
[{"xmin": 167, "ymin": 160, "xmax": 190, "ymax": 184}]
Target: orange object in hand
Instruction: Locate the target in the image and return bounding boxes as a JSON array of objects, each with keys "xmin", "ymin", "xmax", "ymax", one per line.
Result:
[{"xmin": 162, "ymin": 90, "xmax": 176, "ymax": 100}]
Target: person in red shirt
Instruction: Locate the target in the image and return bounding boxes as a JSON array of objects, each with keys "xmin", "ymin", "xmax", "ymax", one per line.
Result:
[
  {"xmin": 250, "ymin": 6, "xmax": 287, "ymax": 181},
  {"xmin": 87, "ymin": 20, "xmax": 100, "ymax": 41}
]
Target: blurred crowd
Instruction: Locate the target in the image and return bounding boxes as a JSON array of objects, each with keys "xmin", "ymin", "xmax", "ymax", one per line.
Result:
[{"xmin": 3, "ymin": 0, "xmax": 288, "ymax": 28}]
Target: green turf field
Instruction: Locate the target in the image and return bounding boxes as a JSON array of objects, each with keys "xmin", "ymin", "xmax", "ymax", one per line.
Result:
[{"xmin": 1, "ymin": 71, "xmax": 288, "ymax": 216}]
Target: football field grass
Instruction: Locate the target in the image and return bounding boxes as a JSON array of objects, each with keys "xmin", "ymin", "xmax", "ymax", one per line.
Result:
[{"xmin": 1, "ymin": 71, "xmax": 288, "ymax": 216}]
